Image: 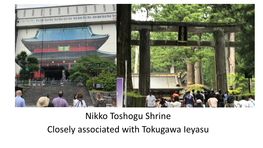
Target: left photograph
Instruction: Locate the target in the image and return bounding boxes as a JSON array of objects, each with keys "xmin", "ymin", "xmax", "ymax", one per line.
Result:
[{"xmin": 15, "ymin": 4, "xmax": 117, "ymax": 107}]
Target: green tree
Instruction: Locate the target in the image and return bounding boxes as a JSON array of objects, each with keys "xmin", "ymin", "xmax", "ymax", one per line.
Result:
[
  {"xmin": 97, "ymin": 70, "xmax": 116, "ymax": 91},
  {"xmin": 131, "ymin": 4, "xmax": 215, "ymax": 88},
  {"xmin": 16, "ymin": 51, "xmax": 39, "ymax": 80},
  {"xmin": 207, "ymin": 4, "xmax": 255, "ymax": 77},
  {"xmin": 132, "ymin": 4, "xmax": 205, "ymax": 74},
  {"xmin": 201, "ymin": 47, "xmax": 216, "ymax": 89},
  {"xmin": 131, "ymin": 4, "xmax": 254, "ymax": 91},
  {"xmin": 69, "ymin": 53, "xmax": 116, "ymax": 84},
  {"xmin": 86, "ymin": 71, "xmax": 116, "ymax": 91}
]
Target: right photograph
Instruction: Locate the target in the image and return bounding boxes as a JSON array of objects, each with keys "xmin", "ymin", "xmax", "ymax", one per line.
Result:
[{"xmin": 117, "ymin": 4, "xmax": 255, "ymax": 108}]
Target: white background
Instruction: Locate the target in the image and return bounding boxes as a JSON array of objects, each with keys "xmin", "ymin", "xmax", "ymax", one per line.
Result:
[{"xmin": 1, "ymin": 1, "xmax": 262, "ymax": 148}]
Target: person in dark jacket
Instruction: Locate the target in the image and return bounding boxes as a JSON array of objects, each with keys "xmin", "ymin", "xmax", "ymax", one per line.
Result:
[
  {"xmin": 225, "ymin": 95, "xmax": 235, "ymax": 108},
  {"xmin": 43, "ymin": 94, "xmax": 54, "ymax": 107},
  {"xmin": 94, "ymin": 93, "xmax": 106, "ymax": 107}
]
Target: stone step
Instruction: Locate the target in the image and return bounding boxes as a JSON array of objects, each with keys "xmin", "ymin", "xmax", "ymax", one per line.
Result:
[{"xmin": 22, "ymin": 85, "xmax": 93, "ymax": 107}]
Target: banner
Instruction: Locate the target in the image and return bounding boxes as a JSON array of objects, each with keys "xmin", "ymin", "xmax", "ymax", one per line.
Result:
[{"xmin": 116, "ymin": 78, "xmax": 123, "ymax": 107}]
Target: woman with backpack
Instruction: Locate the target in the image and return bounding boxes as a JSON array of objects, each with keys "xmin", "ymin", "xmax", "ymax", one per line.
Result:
[{"xmin": 73, "ymin": 92, "xmax": 87, "ymax": 107}]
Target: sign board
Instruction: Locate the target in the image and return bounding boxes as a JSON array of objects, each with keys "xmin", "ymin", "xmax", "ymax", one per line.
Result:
[
  {"xmin": 178, "ymin": 26, "xmax": 188, "ymax": 46},
  {"xmin": 58, "ymin": 46, "xmax": 70, "ymax": 51},
  {"xmin": 95, "ymin": 83, "xmax": 104, "ymax": 89}
]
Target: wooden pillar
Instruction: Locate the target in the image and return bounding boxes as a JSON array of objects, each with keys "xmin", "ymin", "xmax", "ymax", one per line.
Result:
[
  {"xmin": 134, "ymin": 46, "xmax": 139, "ymax": 73},
  {"xmin": 195, "ymin": 34, "xmax": 202, "ymax": 85},
  {"xmin": 194, "ymin": 61, "xmax": 201, "ymax": 84},
  {"xmin": 139, "ymin": 28, "xmax": 150, "ymax": 96},
  {"xmin": 186, "ymin": 58, "xmax": 194, "ymax": 89},
  {"xmin": 224, "ymin": 33, "xmax": 230, "ymax": 90},
  {"xmin": 230, "ymin": 32, "xmax": 236, "ymax": 89},
  {"xmin": 170, "ymin": 60, "xmax": 174, "ymax": 73},
  {"xmin": 201, "ymin": 63, "xmax": 204, "ymax": 85},
  {"xmin": 117, "ymin": 4, "xmax": 133, "ymax": 92},
  {"xmin": 213, "ymin": 28, "xmax": 227, "ymax": 93}
]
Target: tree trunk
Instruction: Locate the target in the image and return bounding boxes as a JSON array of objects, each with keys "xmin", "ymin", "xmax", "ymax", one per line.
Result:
[
  {"xmin": 250, "ymin": 78, "xmax": 252, "ymax": 93},
  {"xmin": 201, "ymin": 62, "xmax": 204, "ymax": 85},
  {"xmin": 195, "ymin": 61, "xmax": 201, "ymax": 84},
  {"xmin": 117, "ymin": 4, "xmax": 133, "ymax": 92},
  {"xmin": 186, "ymin": 58, "xmax": 194, "ymax": 89},
  {"xmin": 213, "ymin": 27, "xmax": 227, "ymax": 93}
]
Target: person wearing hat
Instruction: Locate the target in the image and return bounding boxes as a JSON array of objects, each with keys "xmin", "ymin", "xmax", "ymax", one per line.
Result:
[
  {"xmin": 145, "ymin": 91, "xmax": 156, "ymax": 107},
  {"xmin": 183, "ymin": 89, "xmax": 195, "ymax": 108},
  {"xmin": 194, "ymin": 99, "xmax": 204, "ymax": 108},
  {"xmin": 37, "ymin": 96, "xmax": 52, "ymax": 107},
  {"xmin": 42, "ymin": 94, "xmax": 54, "ymax": 107}
]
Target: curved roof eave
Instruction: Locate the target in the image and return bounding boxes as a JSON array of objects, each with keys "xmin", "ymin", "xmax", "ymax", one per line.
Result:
[{"xmin": 21, "ymin": 26, "xmax": 109, "ymax": 42}]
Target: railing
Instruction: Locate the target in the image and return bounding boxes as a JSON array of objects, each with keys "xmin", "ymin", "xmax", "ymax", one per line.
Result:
[
  {"xmin": 16, "ymin": 79, "xmax": 79, "ymax": 87},
  {"xmin": 16, "ymin": 80, "xmax": 44, "ymax": 87}
]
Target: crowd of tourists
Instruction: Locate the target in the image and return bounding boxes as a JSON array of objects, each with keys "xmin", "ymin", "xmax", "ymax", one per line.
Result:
[
  {"xmin": 145, "ymin": 89, "xmax": 255, "ymax": 108},
  {"xmin": 15, "ymin": 89, "xmax": 255, "ymax": 108},
  {"xmin": 15, "ymin": 90, "xmax": 107, "ymax": 107}
]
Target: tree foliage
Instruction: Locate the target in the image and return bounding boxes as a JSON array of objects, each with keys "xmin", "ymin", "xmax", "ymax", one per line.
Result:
[
  {"xmin": 86, "ymin": 70, "xmax": 116, "ymax": 91},
  {"xmin": 69, "ymin": 53, "xmax": 116, "ymax": 85},
  {"xmin": 227, "ymin": 73, "xmax": 254, "ymax": 95},
  {"xmin": 131, "ymin": 4, "xmax": 254, "ymax": 91},
  {"xmin": 16, "ymin": 51, "xmax": 39, "ymax": 80},
  {"xmin": 207, "ymin": 4, "xmax": 255, "ymax": 76},
  {"xmin": 189, "ymin": 84, "xmax": 204, "ymax": 93},
  {"xmin": 131, "ymin": 4, "xmax": 216, "ymax": 86}
]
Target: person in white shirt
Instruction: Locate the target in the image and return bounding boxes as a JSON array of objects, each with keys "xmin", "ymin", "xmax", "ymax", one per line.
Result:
[
  {"xmin": 155, "ymin": 97, "xmax": 162, "ymax": 108},
  {"xmin": 170, "ymin": 96, "xmax": 181, "ymax": 108},
  {"xmin": 247, "ymin": 95, "xmax": 255, "ymax": 108},
  {"xmin": 233, "ymin": 97, "xmax": 240, "ymax": 108},
  {"xmin": 238, "ymin": 96, "xmax": 248, "ymax": 108},
  {"xmin": 73, "ymin": 92, "xmax": 87, "ymax": 107},
  {"xmin": 145, "ymin": 91, "xmax": 156, "ymax": 107}
]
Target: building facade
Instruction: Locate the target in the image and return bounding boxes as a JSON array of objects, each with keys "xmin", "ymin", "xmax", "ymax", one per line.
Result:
[{"xmin": 15, "ymin": 4, "xmax": 116, "ymax": 80}]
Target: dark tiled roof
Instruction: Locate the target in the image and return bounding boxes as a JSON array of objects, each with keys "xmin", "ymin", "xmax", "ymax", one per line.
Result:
[{"xmin": 22, "ymin": 26, "xmax": 109, "ymax": 42}]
